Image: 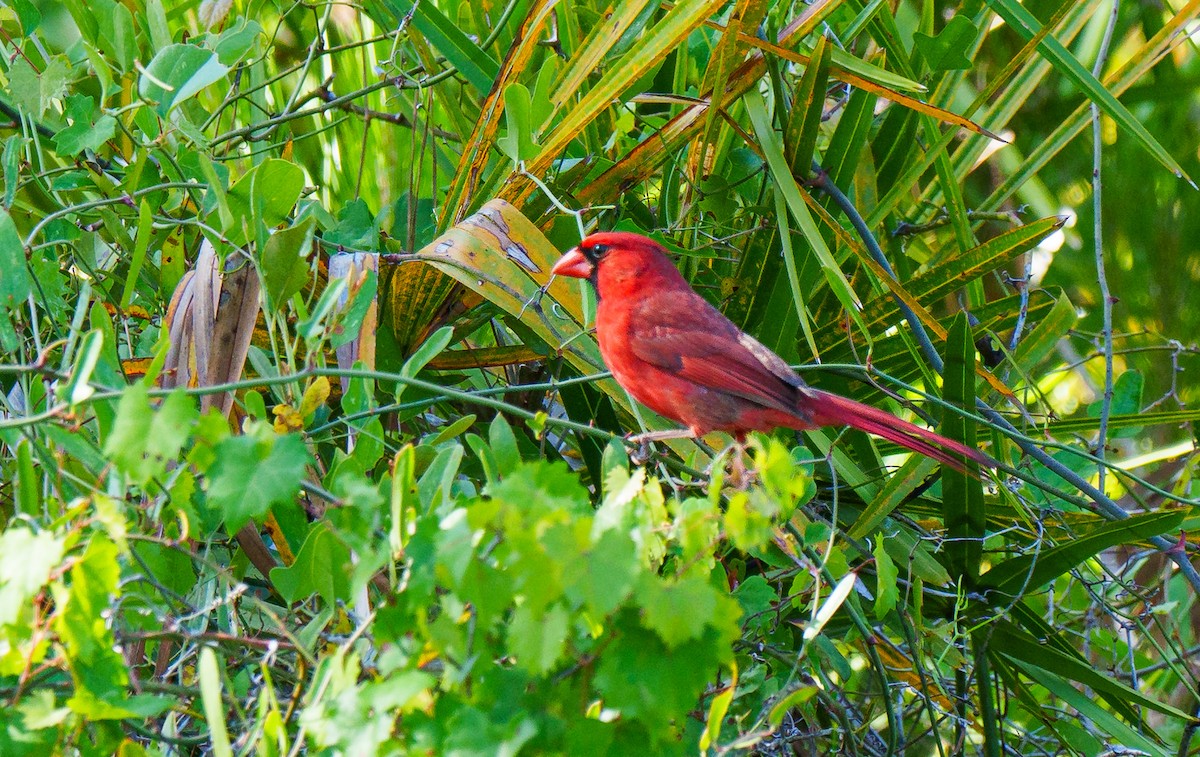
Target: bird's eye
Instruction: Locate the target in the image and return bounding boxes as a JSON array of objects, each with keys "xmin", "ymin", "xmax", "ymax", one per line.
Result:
[{"xmin": 591, "ymin": 244, "xmax": 609, "ymax": 257}]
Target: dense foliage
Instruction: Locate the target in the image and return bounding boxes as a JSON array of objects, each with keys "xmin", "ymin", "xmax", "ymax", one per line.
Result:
[{"xmin": 2, "ymin": 0, "xmax": 1200, "ymax": 754}]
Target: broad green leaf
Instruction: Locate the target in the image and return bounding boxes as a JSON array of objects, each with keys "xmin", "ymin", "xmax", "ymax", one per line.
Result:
[
  {"xmin": 498, "ymin": 83, "xmax": 536, "ymax": 163},
  {"xmin": 144, "ymin": 0, "xmax": 170, "ymax": 50},
  {"xmin": 104, "ymin": 384, "xmax": 197, "ymax": 485},
  {"xmin": 1012, "ymin": 289, "xmax": 1077, "ymax": 372},
  {"xmin": 4, "ymin": 0, "xmax": 41, "ymax": 33},
  {"xmin": 270, "ymin": 522, "xmax": 353, "ymax": 605},
  {"xmin": 206, "ymin": 426, "xmax": 310, "ymax": 533},
  {"xmin": 209, "ymin": 18, "xmax": 262, "ymax": 66},
  {"xmin": 54, "ymin": 94, "xmax": 117, "ymax": 156},
  {"xmin": 401, "ymin": 325, "xmax": 454, "ymax": 380},
  {"xmin": 508, "ymin": 602, "xmax": 569, "ymax": 675},
  {"xmin": 139, "ymin": 43, "xmax": 230, "ymax": 115},
  {"xmin": 94, "ymin": 0, "xmax": 136, "ymax": 72},
  {"xmin": 1086, "ymin": 369, "xmax": 1142, "ymax": 420},
  {"xmin": 8, "ymin": 55, "xmax": 71, "ymax": 117},
  {"xmin": 0, "ymin": 208, "xmax": 31, "ymax": 306},
  {"xmin": 913, "ymin": 15, "xmax": 978, "ymax": 70},
  {"xmin": 224, "ymin": 158, "xmax": 304, "ymax": 247},
  {"xmin": 0, "ymin": 528, "xmax": 65, "ymax": 627},
  {"xmin": 594, "ymin": 622, "xmax": 730, "ymax": 723},
  {"xmin": 489, "ymin": 414, "xmax": 521, "ymax": 477},
  {"xmin": 54, "ymin": 536, "xmax": 136, "ymax": 718},
  {"xmin": 638, "ymin": 573, "xmax": 728, "ymax": 648},
  {"xmin": 260, "ymin": 218, "xmax": 315, "ymax": 312}
]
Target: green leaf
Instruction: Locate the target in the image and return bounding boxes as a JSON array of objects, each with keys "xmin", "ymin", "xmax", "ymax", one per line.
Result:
[
  {"xmin": 1012, "ymin": 289, "xmax": 1077, "ymax": 372},
  {"xmin": 7, "ymin": 55, "xmax": 70, "ymax": 117},
  {"xmin": 785, "ymin": 34, "xmax": 832, "ymax": 177},
  {"xmin": 594, "ymin": 620, "xmax": 727, "ymax": 723},
  {"xmin": 144, "ymin": 0, "xmax": 170, "ymax": 50},
  {"xmin": 198, "ymin": 647, "xmax": 233, "ymax": 757},
  {"xmin": 139, "ymin": 43, "xmax": 229, "ymax": 115},
  {"xmin": 980, "ymin": 509, "xmax": 1186, "ymax": 596},
  {"xmin": 1003, "ymin": 656, "xmax": 1169, "ymax": 757},
  {"xmin": 913, "ymin": 15, "xmax": 978, "ymax": 71},
  {"xmin": 57, "ymin": 329, "xmax": 104, "ymax": 406},
  {"xmin": 104, "ymin": 384, "xmax": 197, "ymax": 485},
  {"xmin": 700, "ymin": 666, "xmax": 735, "ymax": 752},
  {"xmin": 941, "ymin": 313, "xmax": 983, "ymax": 582},
  {"xmin": 324, "ymin": 199, "xmax": 377, "ymax": 249},
  {"xmin": 732, "ymin": 574, "xmax": 776, "ymax": 619},
  {"xmin": 0, "ymin": 528, "xmax": 65, "ymax": 627},
  {"xmin": 489, "ymin": 414, "xmax": 521, "ymax": 477},
  {"xmin": 409, "ymin": 1, "xmax": 498, "ymax": 94},
  {"xmin": 498, "ymin": 83, "xmax": 536, "ymax": 163},
  {"xmin": 54, "ymin": 536, "xmax": 136, "ymax": 719},
  {"xmin": 572, "ymin": 528, "xmax": 638, "ymax": 617},
  {"xmin": 395, "ymin": 326, "xmax": 454, "ymax": 401},
  {"xmin": 93, "ymin": 0, "xmax": 136, "ymax": 72},
  {"xmin": 2, "ymin": 134, "xmax": 25, "ymax": 208},
  {"xmin": 209, "ymin": 18, "xmax": 262, "ymax": 66},
  {"xmin": 5, "ymin": 0, "xmax": 41, "ymax": 33},
  {"xmin": 994, "ymin": 620, "xmax": 1187, "ymax": 722},
  {"xmin": 0, "ymin": 208, "xmax": 31, "ymax": 307},
  {"xmin": 260, "ymin": 218, "xmax": 315, "ymax": 312},
  {"xmin": 508, "ymin": 602, "xmax": 569, "ymax": 675},
  {"xmin": 331, "ymin": 268, "xmax": 377, "ymax": 349},
  {"xmin": 744, "ymin": 88, "xmax": 868, "ymax": 339},
  {"xmin": 206, "ymin": 427, "xmax": 310, "ymax": 533},
  {"xmin": 638, "ymin": 574, "xmax": 722, "ymax": 648},
  {"xmin": 1086, "ymin": 369, "xmax": 1143, "ymax": 430},
  {"xmin": 847, "ymin": 456, "xmax": 938, "ymax": 539},
  {"xmin": 835, "ymin": 217, "xmax": 1065, "ymax": 352},
  {"xmin": 873, "ymin": 539, "xmax": 898, "ymax": 619},
  {"xmin": 224, "ymin": 158, "xmax": 304, "ymax": 247},
  {"xmin": 270, "ymin": 522, "xmax": 353, "ymax": 605}
]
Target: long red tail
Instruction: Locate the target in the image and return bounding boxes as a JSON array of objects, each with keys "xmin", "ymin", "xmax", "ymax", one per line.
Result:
[{"xmin": 803, "ymin": 390, "xmax": 994, "ymax": 472}]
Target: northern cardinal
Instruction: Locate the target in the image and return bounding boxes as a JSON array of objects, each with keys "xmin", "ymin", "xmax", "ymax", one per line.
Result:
[{"xmin": 551, "ymin": 231, "xmax": 992, "ymax": 471}]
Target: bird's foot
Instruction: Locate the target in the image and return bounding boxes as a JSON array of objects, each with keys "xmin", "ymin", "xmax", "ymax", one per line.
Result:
[
  {"xmin": 711, "ymin": 441, "xmax": 756, "ymax": 489},
  {"xmin": 627, "ymin": 436, "xmax": 654, "ymax": 466},
  {"xmin": 625, "ymin": 428, "xmax": 698, "ymax": 466}
]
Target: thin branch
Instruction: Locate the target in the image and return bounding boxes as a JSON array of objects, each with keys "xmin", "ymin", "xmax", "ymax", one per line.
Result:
[{"xmin": 1092, "ymin": 0, "xmax": 1120, "ymax": 493}]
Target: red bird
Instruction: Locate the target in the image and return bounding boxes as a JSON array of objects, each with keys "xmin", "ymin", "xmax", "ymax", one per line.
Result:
[{"xmin": 551, "ymin": 231, "xmax": 992, "ymax": 471}]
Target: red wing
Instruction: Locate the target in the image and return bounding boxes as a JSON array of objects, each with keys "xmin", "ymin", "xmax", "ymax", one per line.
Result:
[{"xmin": 626, "ymin": 291, "xmax": 803, "ymax": 413}]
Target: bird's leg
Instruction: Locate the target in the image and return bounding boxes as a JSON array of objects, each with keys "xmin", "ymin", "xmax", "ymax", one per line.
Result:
[
  {"xmin": 626, "ymin": 428, "xmax": 698, "ymax": 465},
  {"xmin": 731, "ymin": 442, "xmax": 747, "ymax": 486},
  {"xmin": 725, "ymin": 439, "xmax": 756, "ymax": 489}
]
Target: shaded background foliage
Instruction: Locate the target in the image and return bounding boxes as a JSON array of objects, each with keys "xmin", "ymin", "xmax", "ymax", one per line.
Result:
[{"xmin": 2, "ymin": 0, "xmax": 1200, "ymax": 755}]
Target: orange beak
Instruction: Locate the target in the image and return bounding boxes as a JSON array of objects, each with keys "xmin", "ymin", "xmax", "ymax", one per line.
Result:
[{"xmin": 551, "ymin": 248, "xmax": 593, "ymax": 279}]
